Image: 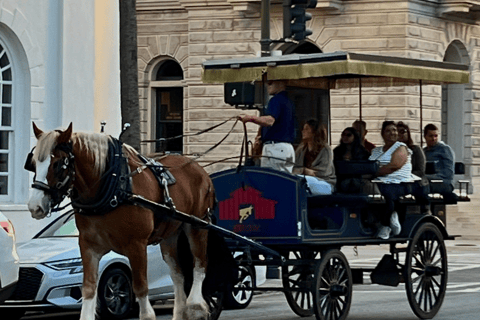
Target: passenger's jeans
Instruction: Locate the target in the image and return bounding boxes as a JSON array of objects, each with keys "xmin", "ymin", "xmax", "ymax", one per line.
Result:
[
  {"xmin": 377, "ymin": 183, "xmax": 411, "ymax": 226},
  {"xmin": 410, "ymin": 181, "xmax": 431, "ymax": 212}
]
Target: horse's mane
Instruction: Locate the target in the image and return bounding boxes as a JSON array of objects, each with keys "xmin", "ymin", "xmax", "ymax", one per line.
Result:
[
  {"xmin": 34, "ymin": 130, "xmax": 114, "ymax": 176},
  {"xmin": 72, "ymin": 133, "xmax": 112, "ymax": 175}
]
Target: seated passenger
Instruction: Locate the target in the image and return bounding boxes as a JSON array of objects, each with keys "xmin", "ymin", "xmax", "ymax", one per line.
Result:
[
  {"xmin": 352, "ymin": 120, "xmax": 376, "ymax": 153},
  {"xmin": 333, "ymin": 127, "xmax": 373, "ymax": 193},
  {"xmin": 423, "ymin": 124, "xmax": 455, "ymax": 197},
  {"xmin": 293, "ymin": 119, "xmax": 335, "ymax": 195},
  {"xmin": 397, "ymin": 122, "xmax": 431, "ymax": 214},
  {"xmin": 369, "ymin": 121, "xmax": 421, "ymax": 240}
]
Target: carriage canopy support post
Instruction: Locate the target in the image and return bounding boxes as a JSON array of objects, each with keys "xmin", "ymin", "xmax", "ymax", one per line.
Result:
[
  {"xmin": 260, "ymin": 0, "xmax": 271, "ymax": 56},
  {"xmin": 420, "ymin": 80, "xmax": 423, "ymax": 148},
  {"xmin": 129, "ymin": 194, "xmax": 284, "ymax": 260}
]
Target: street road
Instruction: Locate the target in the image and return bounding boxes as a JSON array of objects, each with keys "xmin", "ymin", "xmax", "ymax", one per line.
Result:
[{"xmin": 22, "ymin": 243, "xmax": 480, "ymax": 320}]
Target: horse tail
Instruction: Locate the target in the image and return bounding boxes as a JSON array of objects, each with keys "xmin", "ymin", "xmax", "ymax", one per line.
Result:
[{"xmin": 205, "ymin": 183, "xmax": 217, "ymax": 223}]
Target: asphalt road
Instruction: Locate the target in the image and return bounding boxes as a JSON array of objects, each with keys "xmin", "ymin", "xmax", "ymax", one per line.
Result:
[{"xmin": 21, "ymin": 243, "xmax": 480, "ymax": 320}]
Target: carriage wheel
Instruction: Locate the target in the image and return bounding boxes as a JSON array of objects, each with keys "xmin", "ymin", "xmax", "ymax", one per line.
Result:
[
  {"xmin": 205, "ymin": 290, "xmax": 224, "ymax": 320},
  {"xmin": 313, "ymin": 250, "xmax": 352, "ymax": 320},
  {"xmin": 224, "ymin": 264, "xmax": 255, "ymax": 309},
  {"xmin": 405, "ymin": 222, "xmax": 447, "ymax": 319},
  {"xmin": 281, "ymin": 250, "xmax": 319, "ymax": 317}
]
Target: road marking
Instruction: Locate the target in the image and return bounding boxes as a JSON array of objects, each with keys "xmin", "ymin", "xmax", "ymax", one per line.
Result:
[{"xmin": 449, "ymin": 264, "xmax": 480, "ymax": 272}]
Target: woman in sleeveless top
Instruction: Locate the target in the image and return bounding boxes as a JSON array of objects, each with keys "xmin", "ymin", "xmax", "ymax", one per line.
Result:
[{"xmin": 369, "ymin": 121, "xmax": 420, "ymax": 239}]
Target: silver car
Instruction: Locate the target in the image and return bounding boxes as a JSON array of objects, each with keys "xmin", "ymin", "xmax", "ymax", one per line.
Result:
[{"xmin": 0, "ymin": 210, "xmax": 263, "ymax": 319}]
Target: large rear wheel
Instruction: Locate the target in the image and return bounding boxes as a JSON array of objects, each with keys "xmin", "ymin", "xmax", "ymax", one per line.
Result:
[
  {"xmin": 281, "ymin": 250, "xmax": 319, "ymax": 317},
  {"xmin": 313, "ymin": 249, "xmax": 352, "ymax": 320},
  {"xmin": 405, "ymin": 222, "xmax": 447, "ymax": 319}
]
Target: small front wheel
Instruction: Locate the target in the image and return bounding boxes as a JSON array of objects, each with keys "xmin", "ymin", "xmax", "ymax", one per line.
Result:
[
  {"xmin": 313, "ymin": 249, "xmax": 352, "ymax": 320},
  {"xmin": 282, "ymin": 250, "xmax": 319, "ymax": 317},
  {"xmin": 205, "ymin": 290, "xmax": 224, "ymax": 320},
  {"xmin": 224, "ymin": 265, "xmax": 255, "ymax": 309}
]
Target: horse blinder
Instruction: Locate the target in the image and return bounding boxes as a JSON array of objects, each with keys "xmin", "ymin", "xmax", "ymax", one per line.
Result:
[{"xmin": 24, "ymin": 147, "xmax": 36, "ymax": 173}]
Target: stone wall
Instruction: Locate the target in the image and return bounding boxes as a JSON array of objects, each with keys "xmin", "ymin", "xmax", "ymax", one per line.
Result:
[{"xmin": 136, "ymin": 0, "xmax": 480, "ymax": 186}]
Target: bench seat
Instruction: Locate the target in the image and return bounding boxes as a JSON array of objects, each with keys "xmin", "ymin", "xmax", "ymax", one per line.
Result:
[{"xmin": 307, "ymin": 193, "xmax": 371, "ymax": 209}]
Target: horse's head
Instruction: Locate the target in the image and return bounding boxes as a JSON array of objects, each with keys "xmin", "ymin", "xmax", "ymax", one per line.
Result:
[{"xmin": 27, "ymin": 122, "xmax": 75, "ymax": 219}]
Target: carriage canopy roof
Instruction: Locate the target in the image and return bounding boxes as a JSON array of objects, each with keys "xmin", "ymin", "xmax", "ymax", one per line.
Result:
[{"xmin": 202, "ymin": 51, "xmax": 470, "ymax": 89}]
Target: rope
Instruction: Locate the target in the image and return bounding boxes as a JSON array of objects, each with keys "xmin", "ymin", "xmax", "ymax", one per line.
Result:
[{"xmin": 142, "ymin": 116, "xmax": 238, "ymax": 144}]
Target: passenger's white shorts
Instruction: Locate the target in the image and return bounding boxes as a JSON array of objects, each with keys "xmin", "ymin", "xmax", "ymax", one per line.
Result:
[{"xmin": 261, "ymin": 142, "xmax": 295, "ymax": 173}]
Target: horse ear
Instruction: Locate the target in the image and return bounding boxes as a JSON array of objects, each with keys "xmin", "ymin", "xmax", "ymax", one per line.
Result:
[
  {"xmin": 32, "ymin": 122, "xmax": 43, "ymax": 139},
  {"xmin": 58, "ymin": 122, "xmax": 73, "ymax": 144}
]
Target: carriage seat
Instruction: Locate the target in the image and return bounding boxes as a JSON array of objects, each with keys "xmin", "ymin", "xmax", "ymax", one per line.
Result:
[
  {"xmin": 334, "ymin": 160, "xmax": 379, "ymax": 176},
  {"xmin": 307, "ymin": 193, "xmax": 371, "ymax": 209},
  {"xmin": 425, "ymin": 161, "xmax": 469, "ymax": 202}
]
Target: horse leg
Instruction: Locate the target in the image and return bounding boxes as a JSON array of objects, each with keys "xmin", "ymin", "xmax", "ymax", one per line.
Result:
[
  {"xmin": 184, "ymin": 226, "xmax": 209, "ymax": 320},
  {"xmin": 161, "ymin": 234, "xmax": 188, "ymax": 320},
  {"xmin": 125, "ymin": 242, "xmax": 156, "ymax": 320},
  {"xmin": 79, "ymin": 245, "xmax": 102, "ymax": 320}
]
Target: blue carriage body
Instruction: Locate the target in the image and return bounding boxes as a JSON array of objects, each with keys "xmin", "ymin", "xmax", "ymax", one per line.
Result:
[{"xmin": 211, "ymin": 166, "xmax": 450, "ymax": 247}]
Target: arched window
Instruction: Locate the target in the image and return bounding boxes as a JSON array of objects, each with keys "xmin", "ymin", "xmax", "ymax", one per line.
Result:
[
  {"xmin": 154, "ymin": 60, "xmax": 184, "ymax": 153},
  {"xmin": 0, "ymin": 25, "xmax": 30, "ymax": 204},
  {"xmin": 0, "ymin": 43, "xmax": 12, "ymax": 196}
]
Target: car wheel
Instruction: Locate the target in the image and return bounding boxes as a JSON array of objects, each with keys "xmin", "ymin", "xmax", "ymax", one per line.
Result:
[
  {"xmin": 224, "ymin": 265, "xmax": 255, "ymax": 309},
  {"xmin": 2, "ymin": 308, "xmax": 25, "ymax": 320},
  {"xmin": 97, "ymin": 267, "xmax": 135, "ymax": 319}
]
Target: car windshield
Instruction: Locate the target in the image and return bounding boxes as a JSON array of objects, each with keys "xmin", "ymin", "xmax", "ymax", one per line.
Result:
[
  {"xmin": 52, "ymin": 218, "xmax": 79, "ymax": 236},
  {"xmin": 36, "ymin": 211, "xmax": 79, "ymax": 238}
]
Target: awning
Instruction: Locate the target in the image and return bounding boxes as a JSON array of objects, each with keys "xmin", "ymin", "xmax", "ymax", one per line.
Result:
[{"xmin": 202, "ymin": 51, "xmax": 470, "ymax": 88}]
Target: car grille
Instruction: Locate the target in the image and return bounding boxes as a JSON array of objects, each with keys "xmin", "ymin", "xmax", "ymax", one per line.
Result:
[{"xmin": 9, "ymin": 267, "xmax": 44, "ymax": 300}]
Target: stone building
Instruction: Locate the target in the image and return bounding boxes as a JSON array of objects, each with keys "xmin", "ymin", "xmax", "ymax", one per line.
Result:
[
  {"xmin": 137, "ymin": 0, "xmax": 480, "ymax": 191},
  {"xmin": 0, "ymin": 0, "xmax": 121, "ymax": 242}
]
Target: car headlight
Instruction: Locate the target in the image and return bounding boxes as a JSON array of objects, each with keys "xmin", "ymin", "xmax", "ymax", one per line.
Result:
[{"xmin": 43, "ymin": 258, "xmax": 84, "ymax": 274}]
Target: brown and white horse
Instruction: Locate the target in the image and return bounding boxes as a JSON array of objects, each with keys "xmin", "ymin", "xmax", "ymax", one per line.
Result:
[{"xmin": 27, "ymin": 122, "xmax": 216, "ymax": 320}]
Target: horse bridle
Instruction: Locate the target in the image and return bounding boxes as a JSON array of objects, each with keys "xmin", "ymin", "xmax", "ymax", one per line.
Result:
[{"xmin": 25, "ymin": 142, "xmax": 76, "ymax": 211}]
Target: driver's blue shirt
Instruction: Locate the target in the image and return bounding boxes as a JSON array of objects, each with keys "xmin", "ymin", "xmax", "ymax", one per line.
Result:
[{"xmin": 261, "ymin": 91, "xmax": 295, "ymax": 143}]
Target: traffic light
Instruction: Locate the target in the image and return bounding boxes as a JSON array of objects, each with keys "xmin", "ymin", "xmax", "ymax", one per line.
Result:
[{"xmin": 283, "ymin": 0, "xmax": 317, "ymax": 41}]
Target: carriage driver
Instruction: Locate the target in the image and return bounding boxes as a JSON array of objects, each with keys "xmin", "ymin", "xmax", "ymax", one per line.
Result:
[{"xmin": 239, "ymin": 80, "xmax": 296, "ymax": 173}]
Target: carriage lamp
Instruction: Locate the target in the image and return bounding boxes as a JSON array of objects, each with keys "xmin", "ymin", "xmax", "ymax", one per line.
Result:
[{"xmin": 43, "ymin": 258, "xmax": 84, "ymax": 274}]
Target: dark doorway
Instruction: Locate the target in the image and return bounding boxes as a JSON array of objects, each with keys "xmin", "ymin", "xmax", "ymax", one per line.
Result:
[
  {"xmin": 155, "ymin": 87, "xmax": 183, "ymax": 153},
  {"xmin": 288, "ymin": 88, "xmax": 330, "ymax": 146}
]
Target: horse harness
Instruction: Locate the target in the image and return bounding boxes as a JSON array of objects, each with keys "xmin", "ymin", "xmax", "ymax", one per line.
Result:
[
  {"xmin": 25, "ymin": 137, "xmax": 178, "ymax": 215},
  {"xmin": 25, "ymin": 142, "xmax": 76, "ymax": 211}
]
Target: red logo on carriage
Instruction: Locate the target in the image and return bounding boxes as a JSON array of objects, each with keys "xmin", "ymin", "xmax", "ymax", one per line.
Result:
[{"xmin": 219, "ymin": 187, "xmax": 277, "ymax": 222}]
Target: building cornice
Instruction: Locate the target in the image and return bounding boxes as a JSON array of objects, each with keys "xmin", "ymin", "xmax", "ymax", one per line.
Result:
[{"xmin": 437, "ymin": 0, "xmax": 480, "ymax": 20}]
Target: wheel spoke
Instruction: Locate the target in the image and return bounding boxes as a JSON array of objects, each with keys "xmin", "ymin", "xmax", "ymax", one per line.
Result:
[
  {"xmin": 413, "ymin": 253, "xmax": 425, "ymax": 269},
  {"xmin": 414, "ymin": 276, "xmax": 424, "ymax": 299},
  {"xmin": 431, "ymin": 275, "xmax": 442, "ymax": 290},
  {"xmin": 430, "ymin": 242, "xmax": 440, "ymax": 260}
]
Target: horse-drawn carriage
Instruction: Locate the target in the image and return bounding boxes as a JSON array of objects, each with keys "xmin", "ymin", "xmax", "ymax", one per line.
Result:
[
  {"xmin": 200, "ymin": 51, "xmax": 471, "ymax": 320},
  {"xmin": 25, "ymin": 51, "xmax": 470, "ymax": 320}
]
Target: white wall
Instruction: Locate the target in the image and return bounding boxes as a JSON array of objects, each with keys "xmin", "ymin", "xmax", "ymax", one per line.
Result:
[{"xmin": 0, "ymin": 0, "xmax": 120, "ymax": 243}]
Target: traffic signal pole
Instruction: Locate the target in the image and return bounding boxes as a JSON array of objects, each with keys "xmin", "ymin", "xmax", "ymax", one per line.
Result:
[{"xmin": 260, "ymin": 0, "xmax": 271, "ymax": 57}]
